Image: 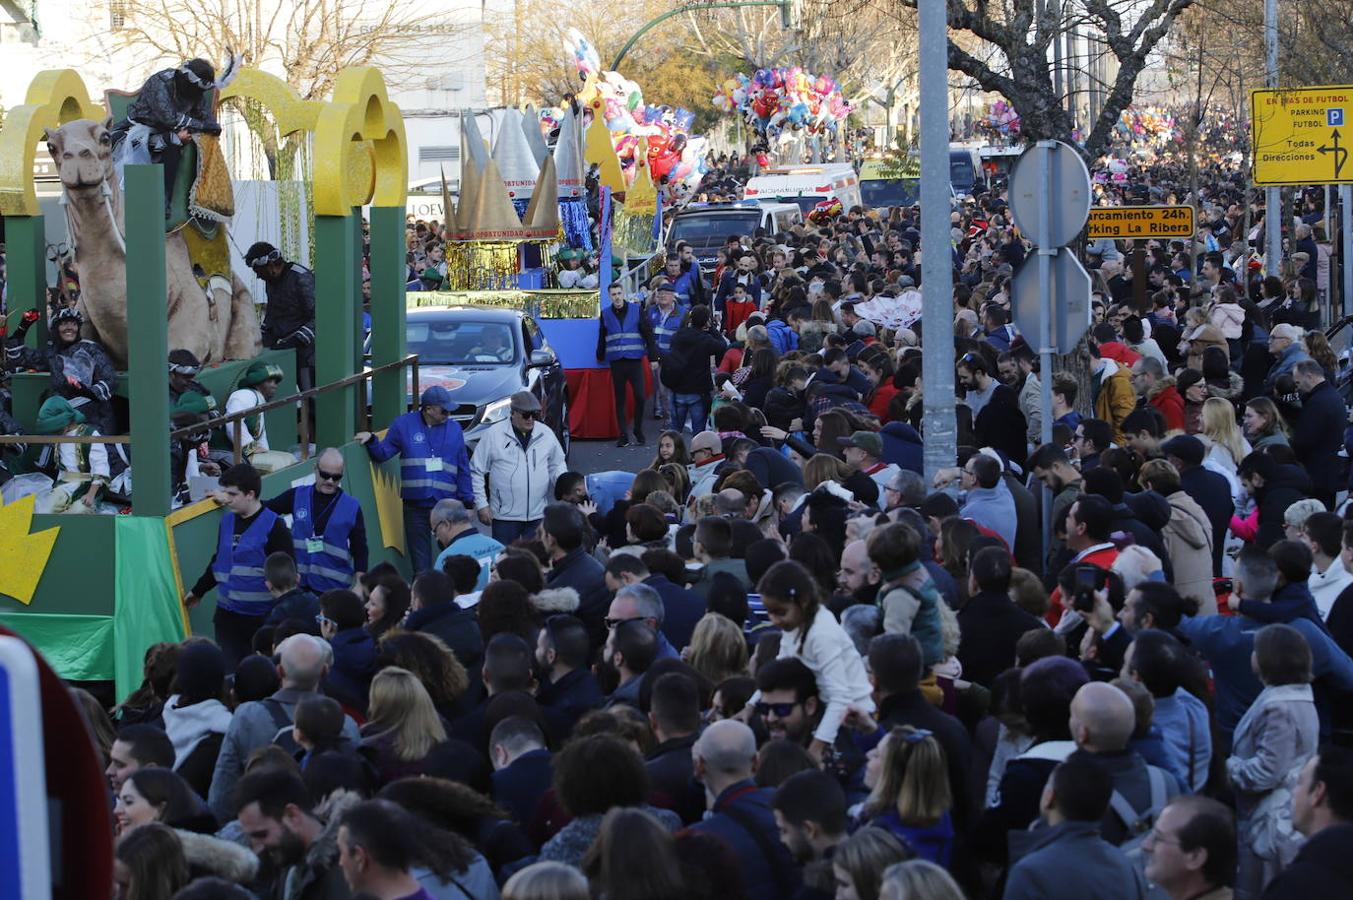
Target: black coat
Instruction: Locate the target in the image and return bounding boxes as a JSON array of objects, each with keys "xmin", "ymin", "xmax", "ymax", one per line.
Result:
[
  {"xmin": 645, "ymin": 733, "xmax": 705, "ymax": 824},
  {"xmin": 973, "ymin": 384, "xmax": 1029, "ymax": 469},
  {"xmin": 1108, "ymin": 499, "xmax": 1172, "ymax": 577},
  {"xmin": 763, "ymin": 386, "xmax": 806, "ymax": 430},
  {"xmin": 1256, "ymin": 463, "xmax": 1315, "ymax": 548},
  {"xmin": 405, "ymin": 601, "xmax": 485, "ymax": 676},
  {"xmin": 956, "ymin": 590, "xmax": 1045, "ymax": 688},
  {"xmin": 1293, "ymin": 380, "xmax": 1347, "ymax": 495},
  {"xmin": 665, "ymin": 326, "xmax": 729, "ymax": 395},
  {"xmin": 491, "ymin": 748, "xmax": 553, "ymax": 825},
  {"xmin": 260, "ymin": 262, "xmax": 317, "ymax": 351},
  {"xmin": 1179, "ymin": 464, "xmax": 1235, "ymax": 574},
  {"xmin": 643, "ymin": 574, "xmax": 706, "ymax": 653},
  {"xmin": 1261, "ymin": 823, "xmax": 1353, "ymax": 897},
  {"xmin": 538, "ymin": 667, "xmax": 604, "ymax": 744},
  {"xmin": 548, "ymin": 549, "xmax": 611, "ymax": 648}
]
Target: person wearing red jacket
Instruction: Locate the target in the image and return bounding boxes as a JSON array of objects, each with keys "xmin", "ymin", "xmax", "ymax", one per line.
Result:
[
  {"xmin": 859, "ymin": 348, "xmax": 900, "ymax": 423},
  {"xmin": 1046, "ymin": 495, "xmax": 1120, "ymax": 626},
  {"xmin": 1131, "ymin": 356, "xmax": 1186, "ymax": 433}
]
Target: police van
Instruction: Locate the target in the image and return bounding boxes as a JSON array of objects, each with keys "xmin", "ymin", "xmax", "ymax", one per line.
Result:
[{"xmin": 742, "ymin": 163, "xmax": 863, "ymax": 213}]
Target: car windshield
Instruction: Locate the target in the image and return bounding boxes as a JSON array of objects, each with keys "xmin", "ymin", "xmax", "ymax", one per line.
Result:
[
  {"xmin": 407, "ymin": 321, "xmax": 516, "ymax": 365},
  {"xmin": 668, "ymin": 211, "xmax": 760, "ymax": 245},
  {"xmin": 860, "ymin": 179, "xmax": 919, "ymax": 208}
]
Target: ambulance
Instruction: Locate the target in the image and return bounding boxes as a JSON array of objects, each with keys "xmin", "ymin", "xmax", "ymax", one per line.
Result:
[{"xmin": 742, "ymin": 163, "xmax": 863, "ymax": 213}]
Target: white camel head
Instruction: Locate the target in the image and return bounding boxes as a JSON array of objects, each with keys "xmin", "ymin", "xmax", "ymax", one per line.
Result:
[{"xmin": 45, "ymin": 118, "xmax": 115, "ymax": 193}]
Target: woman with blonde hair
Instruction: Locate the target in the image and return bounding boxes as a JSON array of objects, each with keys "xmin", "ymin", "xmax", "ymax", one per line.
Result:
[
  {"xmin": 1200, "ymin": 396, "xmax": 1250, "ymax": 481},
  {"xmin": 856, "ymin": 725, "xmax": 955, "ymax": 866},
  {"xmin": 503, "ymin": 861, "xmax": 590, "ymax": 900},
  {"xmin": 879, "ymin": 859, "xmax": 965, "ymax": 900},
  {"xmin": 358, "ymin": 666, "xmax": 450, "ymax": 785},
  {"xmin": 682, "ymin": 612, "xmax": 749, "ymax": 684},
  {"xmin": 803, "ymin": 453, "xmax": 852, "ymax": 491},
  {"xmin": 832, "ymin": 827, "xmax": 913, "ymax": 900},
  {"xmin": 1242, "ymin": 397, "xmax": 1290, "ymax": 449}
]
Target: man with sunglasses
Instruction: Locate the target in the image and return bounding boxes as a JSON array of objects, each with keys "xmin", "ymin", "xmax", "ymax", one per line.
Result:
[
  {"xmin": 244, "ymin": 241, "xmax": 316, "ymax": 394},
  {"xmin": 263, "ymin": 448, "xmax": 367, "ymax": 593},
  {"xmin": 470, "ymin": 390, "xmax": 566, "ymax": 545},
  {"xmin": 357, "ymin": 385, "xmax": 473, "ymax": 573}
]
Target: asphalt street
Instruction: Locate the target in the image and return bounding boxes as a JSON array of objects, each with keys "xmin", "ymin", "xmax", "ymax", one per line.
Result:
[{"xmin": 570, "ymin": 436, "xmax": 664, "ymax": 476}]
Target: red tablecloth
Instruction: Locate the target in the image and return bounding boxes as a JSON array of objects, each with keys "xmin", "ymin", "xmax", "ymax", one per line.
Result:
[{"xmin": 565, "ymin": 361, "xmax": 656, "ymax": 439}]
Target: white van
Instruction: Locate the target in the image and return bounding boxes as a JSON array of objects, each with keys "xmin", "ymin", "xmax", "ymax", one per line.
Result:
[{"xmin": 742, "ymin": 163, "xmax": 863, "ymax": 213}]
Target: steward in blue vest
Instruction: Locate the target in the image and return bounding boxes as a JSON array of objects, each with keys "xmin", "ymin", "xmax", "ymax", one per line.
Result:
[
  {"xmin": 595, "ymin": 283, "xmax": 660, "ymax": 448},
  {"xmin": 184, "ymin": 463, "xmax": 295, "ymax": 665},
  {"xmin": 646, "ymin": 294, "xmax": 686, "ymax": 357},
  {"xmin": 356, "ymin": 385, "xmax": 472, "ymax": 573},
  {"xmin": 264, "ymin": 450, "xmax": 368, "ymax": 593}
]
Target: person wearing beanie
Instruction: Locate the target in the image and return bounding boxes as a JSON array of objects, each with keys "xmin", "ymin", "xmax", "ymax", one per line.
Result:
[
  {"xmin": 356, "ymin": 385, "xmax": 473, "ymax": 573},
  {"xmin": 34, "ymin": 395, "xmax": 108, "ymax": 514}
]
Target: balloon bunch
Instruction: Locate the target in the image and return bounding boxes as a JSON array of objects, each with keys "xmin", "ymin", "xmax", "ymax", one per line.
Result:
[
  {"xmin": 974, "ymin": 99, "xmax": 1020, "ymax": 141},
  {"xmin": 711, "ymin": 67, "xmax": 851, "ymax": 141},
  {"xmin": 559, "ymin": 27, "xmax": 709, "ymax": 197}
]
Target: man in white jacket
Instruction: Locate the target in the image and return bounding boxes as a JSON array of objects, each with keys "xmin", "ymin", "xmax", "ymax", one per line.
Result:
[{"xmin": 470, "ymin": 391, "xmax": 567, "ymax": 544}]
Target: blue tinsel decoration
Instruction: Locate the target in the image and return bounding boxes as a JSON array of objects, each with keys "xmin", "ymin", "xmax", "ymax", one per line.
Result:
[
  {"xmin": 510, "ymin": 198, "xmax": 530, "ymax": 219},
  {"xmin": 559, "ymin": 199, "xmax": 593, "ymax": 251}
]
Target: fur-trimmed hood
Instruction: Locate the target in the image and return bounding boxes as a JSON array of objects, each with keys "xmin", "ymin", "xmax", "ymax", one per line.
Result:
[
  {"xmin": 282, "ymin": 789, "xmax": 364, "ymax": 900},
  {"xmin": 1146, "ymin": 375, "xmax": 1178, "ymax": 401},
  {"xmin": 1205, "ymin": 371, "xmax": 1245, "ymax": 401},
  {"xmin": 532, "ymin": 586, "xmax": 580, "ymax": 614},
  {"xmin": 175, "ymin": 828, "xmax": 259, "ymax": 883}
]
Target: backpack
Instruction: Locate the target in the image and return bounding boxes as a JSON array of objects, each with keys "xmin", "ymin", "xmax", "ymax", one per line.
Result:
[
  {"xmin": 1113, "ymin": 764, "xmax": 1170, "ymax": 867},
  {"xmin": 262, "ymin": 698, "xmax": 301, "ymax": 756}
]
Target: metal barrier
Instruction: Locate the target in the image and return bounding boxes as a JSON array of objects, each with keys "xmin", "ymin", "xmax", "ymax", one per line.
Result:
[{"xmin": 0, "ymin": 355, "xmax": 421, "ymax": 470}]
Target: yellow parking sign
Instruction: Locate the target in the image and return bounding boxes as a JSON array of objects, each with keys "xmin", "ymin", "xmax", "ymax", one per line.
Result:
[{"xmin": 1251, "ymin": 86, "xmax": 1353, "ymax": 185}]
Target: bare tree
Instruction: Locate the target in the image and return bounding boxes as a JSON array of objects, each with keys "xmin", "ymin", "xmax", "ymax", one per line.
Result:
[
  {"xmin": 876, "ymin": 0, "xmax": 1194, "ymax": 160},
  {"xmin": 108, "ymin": 0, "xmax": 473, "ymax": 102},
  {"xmin": 681, "ymin": 1, "xmax": 919, "ymax": 108}
]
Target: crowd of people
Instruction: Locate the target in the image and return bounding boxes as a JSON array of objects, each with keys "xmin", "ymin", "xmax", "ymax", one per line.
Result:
[
  {"xmin": 4, "ymin": 105, "xmax": 1353, "ymax": 898},
  {"xmin": 60, "ymin": 154, "xmax": 1353, "ymax": 900}
]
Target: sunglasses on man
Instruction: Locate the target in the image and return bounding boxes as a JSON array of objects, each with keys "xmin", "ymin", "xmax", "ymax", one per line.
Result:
[
  {"xmin": 512, "ymin": 408, "xmax": 538, "ymax": 419},
  {"xmin": 316, "ymin": 469, "xmax": 343, "ymax": 482},
  {"xmin": 754, "ymin": 700, "xmax": 802, "ymax": 718}
]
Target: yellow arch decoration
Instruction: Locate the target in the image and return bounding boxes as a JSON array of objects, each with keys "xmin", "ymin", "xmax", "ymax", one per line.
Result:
[
  {"xmin": 0, "ymin": 69, "xmax": 105, "ymax": 216},
  {"xmin": 217, "ymin": 68, "xmax": 326, "ymax": 138},
  {"xmin": 312, "ymin": 67, "xmax": 408, "ymax": 216}
]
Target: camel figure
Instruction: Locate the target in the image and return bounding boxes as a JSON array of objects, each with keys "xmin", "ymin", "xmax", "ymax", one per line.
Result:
[{"xmin": 44, "ymin": 118, "xmax": 260, "ymax": 368}]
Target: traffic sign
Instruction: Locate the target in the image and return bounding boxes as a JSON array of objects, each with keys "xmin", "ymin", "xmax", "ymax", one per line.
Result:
[
  {"xmin": 1251, "ymin": 86, "xmax": 1353, "ymax": 185},
  {"xmin": 1087, "ymin": 205, "xmax": 1195, "ymax": 240},
  {"xmin": 1008, "ymin": 141, "xmax": 1091, "ymax": 247},
  {"xmin": 1012, "ymin": 249, "xmax": 1092, "ymax": 353}
]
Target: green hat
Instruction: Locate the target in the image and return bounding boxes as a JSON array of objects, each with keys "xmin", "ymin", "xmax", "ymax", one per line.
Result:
[
  {"xmin": 837, "ymin": 430, "xmax": 883, "ymax": 458},
  {"xmin": 421, "ymin": 267, "xmax": 444, "ymax": 284},
  {"xmin": 556, "ymin": 248, "xmax": 577, "ymax": 262},
  {"xmin": 35, "ymin": 396, "xmax": 85, "ymax": 434},
  {"xmin": 174, "ymin": 390, "xmax": 218, "ymax": 416},
  {"xmin": 240, "ymin": 361, "xmax": 285, "ymax": 388}
]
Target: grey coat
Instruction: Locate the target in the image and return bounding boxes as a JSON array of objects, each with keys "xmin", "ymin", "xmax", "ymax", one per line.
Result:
[
  {"xmin": 1004, "ymin": 820, "xmax": 1147, "ymax": 900},
  {"xmin": 207, "ymin": 686, "xmax": 361, "ymax": 821}
]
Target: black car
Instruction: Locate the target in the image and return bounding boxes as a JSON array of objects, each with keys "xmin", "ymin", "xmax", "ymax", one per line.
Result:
[{"xmin": 389, "ymin": 305, "xmax": 570, "ymax": 456}]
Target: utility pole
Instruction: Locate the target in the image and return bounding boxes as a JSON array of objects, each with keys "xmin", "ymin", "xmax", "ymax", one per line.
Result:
[
  {"xmin": 920, "ymin": 0, "xmax": 955, "ymax": 482},
  {"xmin": 1264, "ymin": 0, "xmax": 1282, "ymax": 273}
]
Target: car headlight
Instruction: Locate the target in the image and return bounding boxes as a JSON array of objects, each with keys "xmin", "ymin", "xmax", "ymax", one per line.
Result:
[{"xmin": 480, "ymin": 397, "xmax": 513, "ymax": 425}]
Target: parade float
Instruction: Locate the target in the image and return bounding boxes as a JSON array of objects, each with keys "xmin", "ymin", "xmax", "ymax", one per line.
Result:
[{"xmin": 0, "ymin": 64, "xmax": 418, "ymax": 699}]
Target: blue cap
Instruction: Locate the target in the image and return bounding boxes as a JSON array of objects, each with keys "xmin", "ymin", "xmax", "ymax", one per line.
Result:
[
  {"xmin": 420, "ymin": 385, "xmax": 453, "ymax": 410},
  {"xmin": 657, "ymin": 282, "xmax": 677, "ymax": 293}
]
